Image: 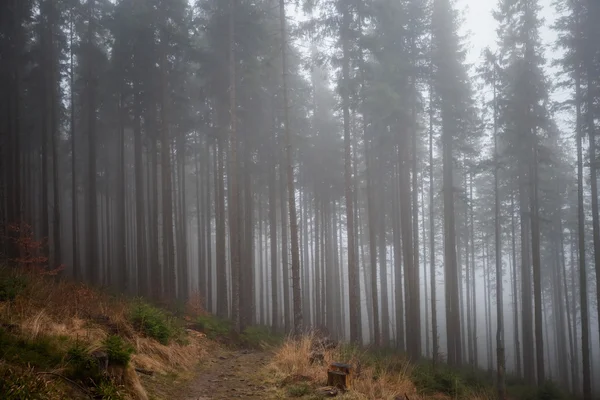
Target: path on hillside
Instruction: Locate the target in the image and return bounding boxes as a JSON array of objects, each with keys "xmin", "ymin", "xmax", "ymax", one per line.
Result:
[{"xmin": 179, "ymin": 349, "xmax": 280, "ymax": 400}]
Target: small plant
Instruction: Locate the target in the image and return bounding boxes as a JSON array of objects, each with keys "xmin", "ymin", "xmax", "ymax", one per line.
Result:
[
  {"xmin": 195, "ymin": 314, "xmax": 231, "ymax": 340},
  {"xmin": 94, "ymin": 380, "xmax": 125, "ymax": 400},
  {"xmin": 286, "ymin": 382, "xmax": 311, "ymax": 397},
  {"xmin": 130, "ymin": 301, "xmax": 178, "ymax": 345},
  {"xmin": 103, "ymin": 335, "xmax": 134, "ymax": 366},
  {"xmin": 0, "ymin": 273, "xmax": 27, "ymax": 302},
  {"xmin": 66, "ymin": 343, "xmax": 101, "ymax": 383}
]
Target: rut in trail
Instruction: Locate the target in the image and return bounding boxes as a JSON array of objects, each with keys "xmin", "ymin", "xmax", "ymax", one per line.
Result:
[{"xmin": 181, "ymin": 349, "xmax": 279, "ymax": 400}]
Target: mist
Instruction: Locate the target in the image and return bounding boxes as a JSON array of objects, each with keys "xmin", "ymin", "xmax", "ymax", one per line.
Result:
[{"xmin": 1, "ymin": 0, "xmax": 600, "ymax": 398}]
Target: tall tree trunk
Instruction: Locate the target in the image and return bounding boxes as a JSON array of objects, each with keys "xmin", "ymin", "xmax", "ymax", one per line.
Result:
[
  {"xmin": 118, "ymin": 91, "xmax": 127, "ymax": 292},
  {"xmin": 228, "ymin": 0, "xmax": 241, "ymax": 333},
  {"xmin": 576, "ymin": 65, "xmax": 592, "ymax": 398},
  {"xmin": 279, "ymin": 0, "xmax": 302, "ymax": 335},
  {"xmin": 340, "ymin": 0, "xmax": 359, "ymax": 344},
  {"xmin": 510, "ymin": 191, "xmax": 521, "ymax": 377},
  {"xmin": 493, "ymin": 67, "xmax": 506, "ymax": 398},
  {"xmin": 429, "ymin": 82, "xmax": 438, "ymax": 366},
  {"xmin": 216, "ymin": 120, "xmax": 227, "ymax": 317},
  {"xmin": 519, "ymin": 157, "xmax": 534, "ymax": 383},
  {"xmin": 270, "ymin": 157, "xmax": 279, "ymax": 332},
  {"xmin": 280, "ymin": 164, "xmax": 290, "ymax": 332},
  {"xmin": 442, "ymin": 117, "xmax": 461, "ymax": 366},
  {"xmin": 400, "ymin": 137, "xmax": 418, "ymax": 360},
  {"xmin": 393, "ymin": 164, "xmax": 405, "ymax": 351},
  {"xmin": 586, "ymin": 0, "xmax": 600, "ymax": 355},
  {"xmin": 70, "ymin": 8, "xmax": 78, "ymax": 279},
  {"xmin": 133, "ymin": 77, "xmax": 146, "ymax": 296},
  {"xmin": 159, "ymin": 23, "xmax": 175, "ymax": 300},
  {"xmin": 86, "ymin": 0, "xmax": 99, "ymax": 285},
  {"xmin": 529, "ymin": 137, "xmax": 544, "ymax": 385}
]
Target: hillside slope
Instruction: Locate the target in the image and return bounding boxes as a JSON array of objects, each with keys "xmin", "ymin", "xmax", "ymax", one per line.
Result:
[{"xmin": 0, "ymin": 267, "xmax": 570, "ymax": 400}]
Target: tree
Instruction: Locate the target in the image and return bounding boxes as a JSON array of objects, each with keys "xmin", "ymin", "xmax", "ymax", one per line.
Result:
[{"xmin": 279, "ymin": 0, "xmax": 303, "ymax": 336}]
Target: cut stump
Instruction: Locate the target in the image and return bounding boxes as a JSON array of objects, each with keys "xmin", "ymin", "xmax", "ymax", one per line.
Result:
[{"xmin": 327, "ymin": 362, "xmax": 352, "ymax": 389}]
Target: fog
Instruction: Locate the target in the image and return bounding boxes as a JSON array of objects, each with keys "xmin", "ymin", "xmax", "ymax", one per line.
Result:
[{"xmin": 1, "ymin": 0, "xmax": 600, "ymax": 398}]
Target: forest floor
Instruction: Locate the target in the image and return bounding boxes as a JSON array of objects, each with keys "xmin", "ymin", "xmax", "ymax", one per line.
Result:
[
  {"xmin": 174, "ymin": 348, "xmax": 279, "ymax": 400},
  {"xmin": 0, "ymin": 266, "xmax": 571, "ymax": 400}
]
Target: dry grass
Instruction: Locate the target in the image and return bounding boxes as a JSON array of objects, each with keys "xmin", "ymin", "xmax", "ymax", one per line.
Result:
[
  {"xmin": 0, "ymin": 268, "xmax": 208, "ymax": 399},
  {"xmin": 269, "ymin": 334, "xmax": 500, "ymax": 400},
  {"xmin": 269, "ymin": 333, "xmax": 418, "ymax": 400}
]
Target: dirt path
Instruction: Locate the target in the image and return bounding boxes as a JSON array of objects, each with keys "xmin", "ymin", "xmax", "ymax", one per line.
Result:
[{"xmin": 179, "ymin": 348, "xmax": 280, "ymax": 400}]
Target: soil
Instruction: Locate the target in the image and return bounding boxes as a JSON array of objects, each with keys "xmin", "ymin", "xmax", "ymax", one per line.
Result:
[{"xmin": 177, "ymin": 348, "xmax": 281, "ymax": 400}]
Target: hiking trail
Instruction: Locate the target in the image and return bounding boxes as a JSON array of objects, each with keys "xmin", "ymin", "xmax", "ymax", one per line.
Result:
[{"xmin": 178, "ymin": 348, "xmax": 280, "ymax": 400}]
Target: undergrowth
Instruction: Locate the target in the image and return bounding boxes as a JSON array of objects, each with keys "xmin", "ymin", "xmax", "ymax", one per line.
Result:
[
  {"xmin": 195, "ymin": 314, "xmax": 231, "ymax": 340},
  {"xmin": 0, "ymin": 366, "xmax": 54, "ymax": 400},
  {"xmin": 0, "ymin": 273, "xmax": 27, "ymax": 301},
  {"xmin": 104, "ymin": 335, "xmax": 135, "ymax": 366},
  {"xmin": 130, "ymin": 301, "xmax": 181, "ymax": 345},
  {"xmin": 0, "ymin": 264, "xmax": 208, "ymax": 400}
]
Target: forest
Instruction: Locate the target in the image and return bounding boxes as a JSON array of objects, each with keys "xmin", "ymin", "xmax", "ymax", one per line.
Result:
[{"xmin": 1, "ymin": 0, "xmax": 600, "ymax": 398}]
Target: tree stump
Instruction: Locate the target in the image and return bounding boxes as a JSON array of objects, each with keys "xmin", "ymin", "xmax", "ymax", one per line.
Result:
[{"xmin": 327, "ymin": 362, "xmax": 352, "ymax": 389}]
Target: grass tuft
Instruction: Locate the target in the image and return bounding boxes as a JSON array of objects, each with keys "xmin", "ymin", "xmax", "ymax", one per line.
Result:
[
  {"xmin": 0, "ymin": 366, "xmax": 52, "ymax": 400},
  {"xmin": 286, "ymin": 382, "xmax": 312, "ymax": 397}
]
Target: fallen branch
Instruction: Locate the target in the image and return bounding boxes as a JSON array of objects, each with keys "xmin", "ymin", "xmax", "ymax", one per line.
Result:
[
  {"xmin": 36, "ymin": 372, "xmax": 93, "ymax": 399},
  {"xmin": 135, "ymin": 368, "xmax": 155, "ymax": 376}
]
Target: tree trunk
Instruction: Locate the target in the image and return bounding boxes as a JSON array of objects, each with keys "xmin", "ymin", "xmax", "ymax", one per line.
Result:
[
  {"xmin": 86, "ymin": 0, "xmax": 99, "ymax": 285},
  {"xmin": 576, "ymin": 66, "xmax": 592, "ymax": 398},
  {"xmin": 340, "ymin": 0, "xmax": 359, "ymax": 344},
  {"xmin": 493, "ymin": 69, "xmax": 505, "ymax": 398},
  {"xmin": 279, "ymin": 0, "xmax": 302, "ymax": 335},
  {"xmin": 228, "ymin": 0, "xmax": 241, "ymax": 333},
  {"xmin": 510, "ymin": 192, "xmax": 521, "ymax": 377},
  {"xmin": 70, "ymin": 8, "xmax": 78, "ymax": 280},
  {"xmin": 429, "ymin": 82, "xmax": 438, "ymax": 366}
]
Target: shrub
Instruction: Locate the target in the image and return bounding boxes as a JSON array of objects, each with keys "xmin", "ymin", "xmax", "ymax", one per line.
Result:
[
  {"xmin": 130, "ymin": 301, "xmax": 178, "ymax": 345},
  {"xmin": 241, "ymin": 325, "xmax": 283, "ymax": 348},
  {"xmin": 195, "ymin": 314, "xmax": 230, "ymax": 340},
  {"xmin": 65, "ymin": 343, "xmax": 101, "ymax": 383},
  {"xmin": 0, "ymin": 273, "xmax": 27, "ymax": 302},
  {"xmin": 103, "ymin": 335, "xmax": 134, "ymax": 366},
  {"xmin": 412, "ymin": 364, "xmax": 468, "ymax": 398}
]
